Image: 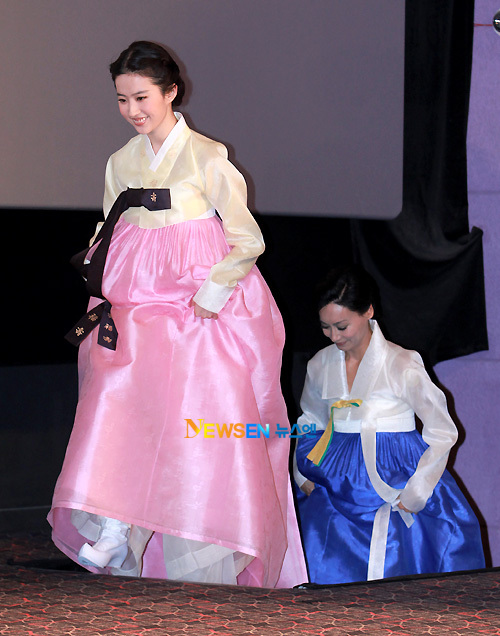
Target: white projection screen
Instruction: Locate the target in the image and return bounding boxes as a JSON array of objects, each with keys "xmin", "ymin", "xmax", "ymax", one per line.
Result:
[{"xmin": 0, "ymin": 1, "xmax": 404, "ymax": 217}]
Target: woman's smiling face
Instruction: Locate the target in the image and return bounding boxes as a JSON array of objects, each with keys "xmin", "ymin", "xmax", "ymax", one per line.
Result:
[
  {"xmin": 115, "ymin": 73, "xmax": 177, "ymax": 141},
  {"xmin": 319, "ymin": 301, "xmax": 373, "ymax": 358}
]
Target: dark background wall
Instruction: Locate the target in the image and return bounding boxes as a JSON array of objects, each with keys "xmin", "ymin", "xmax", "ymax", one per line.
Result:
[
  {"xmin": 432, "ymin": 2, "xmax": 500, "ymax": 567},
  {"xmin": 0, "ymin": 1, "xmax": 403, "ymax": 217}
]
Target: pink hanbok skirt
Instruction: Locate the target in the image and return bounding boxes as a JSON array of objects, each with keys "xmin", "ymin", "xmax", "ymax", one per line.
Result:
[{"xmin": 49, "ymin": 215, "xmax": 306, "ymax": 587}]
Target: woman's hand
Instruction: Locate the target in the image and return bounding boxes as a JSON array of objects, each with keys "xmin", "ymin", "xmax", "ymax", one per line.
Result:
[
  {"xmin": 300, "ymin": 480, "xmax": 316, "ymax": 496},
  {"xmin": 398, "ymin": 501, "xmax": 413, "ymax": 514},
  {"xmin": 191, "ymin": 300, "xmax": 218, "ymax": 320}
]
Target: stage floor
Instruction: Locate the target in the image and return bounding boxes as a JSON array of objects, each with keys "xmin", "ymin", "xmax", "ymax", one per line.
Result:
[{"xmin": 1, "ymin": 531, "xmax": 499, "ymax": 635}]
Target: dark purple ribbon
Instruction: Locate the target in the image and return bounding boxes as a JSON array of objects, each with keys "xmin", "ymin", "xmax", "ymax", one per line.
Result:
[
  {"xmin": 65, "ymin": 188, "xmax": 171, "ymax": 350},
  {"xmin": 65, "ymin": 300, "xmax": 118, "ymax": 349}
]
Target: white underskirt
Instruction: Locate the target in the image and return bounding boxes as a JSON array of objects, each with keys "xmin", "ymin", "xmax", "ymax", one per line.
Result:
[{"xmin": 71, "ymin": 510, "xmax": 254, "ymax": 584}]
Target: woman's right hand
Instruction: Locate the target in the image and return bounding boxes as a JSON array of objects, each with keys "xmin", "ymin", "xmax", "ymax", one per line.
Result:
[{"xmin": 300, "ymin": 480, "xmax": 316, "ymax": 496}]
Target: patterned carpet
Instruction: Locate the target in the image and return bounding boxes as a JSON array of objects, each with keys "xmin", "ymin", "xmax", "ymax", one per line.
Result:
[{"xmin": 1, "ymin": 532, "xmax": 499, "ymax": 635}]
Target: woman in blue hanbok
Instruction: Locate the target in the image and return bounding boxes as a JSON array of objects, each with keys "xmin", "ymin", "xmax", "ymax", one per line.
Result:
[{"xmin": 294, "ymin": 265, "xmax": 484, "ymax": 584}]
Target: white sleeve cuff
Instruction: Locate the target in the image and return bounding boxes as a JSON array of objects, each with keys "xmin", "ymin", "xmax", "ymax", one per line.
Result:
[
  {"xmin": 193, "ymin": 278, "xmax": 235, "ymax": 313},
  {"xmin": 293, "ymin": 451, "xmax": 308, "ymax": 488}
]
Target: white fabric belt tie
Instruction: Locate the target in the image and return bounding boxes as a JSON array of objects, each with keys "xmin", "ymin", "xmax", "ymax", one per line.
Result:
[
  {"xmin": 333, "ymin": 414, "xmax": 415, "ymax": 433},
  {"xmin": 352, "ymin": 412, "xmax": 416, "ymax": 580}
]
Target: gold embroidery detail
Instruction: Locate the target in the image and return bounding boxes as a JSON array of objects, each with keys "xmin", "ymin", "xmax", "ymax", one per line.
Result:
[
  {"xmin": 103, "ymin": 336, "xmax": 112, "ymax": 343},
  {"xmin": 104, "ymin": 323, "xmax": 113, "ymax": 331},
  {"xmin": 75, "ymin": 327, "xmax": 85, "ymax": 336},
  {"xmin": 88, "ymin": 313, "xmax": 98, "ymax": 322},
  {"xmin": 151, "ymin": 192, "xmax": 157, "ymax": 202}
]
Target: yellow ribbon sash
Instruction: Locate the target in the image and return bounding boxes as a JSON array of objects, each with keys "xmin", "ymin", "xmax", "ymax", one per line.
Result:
[{"xmin": 306, "ymin": 399, "xmax": 363, "ymax": 466}]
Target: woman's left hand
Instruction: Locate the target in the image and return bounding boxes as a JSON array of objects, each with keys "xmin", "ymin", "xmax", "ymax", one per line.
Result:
[
  {"xmin": 192, "ymin": 301, "xmax": 218, "ymax": 320},
  {"xmin": 398, "ymin": 501, "xmax": 413, "ymax": 514}
]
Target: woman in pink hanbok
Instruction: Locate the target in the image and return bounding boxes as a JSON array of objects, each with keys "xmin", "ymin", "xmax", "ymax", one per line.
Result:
[{"xmin": 49, "ymin": 40, "xmax": 306, "ymax": 587}]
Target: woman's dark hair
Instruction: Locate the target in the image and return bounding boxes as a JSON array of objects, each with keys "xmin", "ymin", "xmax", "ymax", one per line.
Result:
[
  {"xmin": 316, "ymin": 264, "xmax": 378, "ymax": 315},
  {"xmin": 109, "ymin": 41, "xmax": 185, "ymax": 107}
]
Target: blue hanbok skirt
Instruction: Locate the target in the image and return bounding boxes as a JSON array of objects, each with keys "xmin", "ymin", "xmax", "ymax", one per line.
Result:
[{"xmin": 295, "ymin": 429, "xmax": 485, "ymax": 584}]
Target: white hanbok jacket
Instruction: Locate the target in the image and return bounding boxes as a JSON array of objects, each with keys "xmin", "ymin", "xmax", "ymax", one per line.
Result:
[{"xmin": 294, "ymin": 321, "xmax": 458, "ymax": 515}]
